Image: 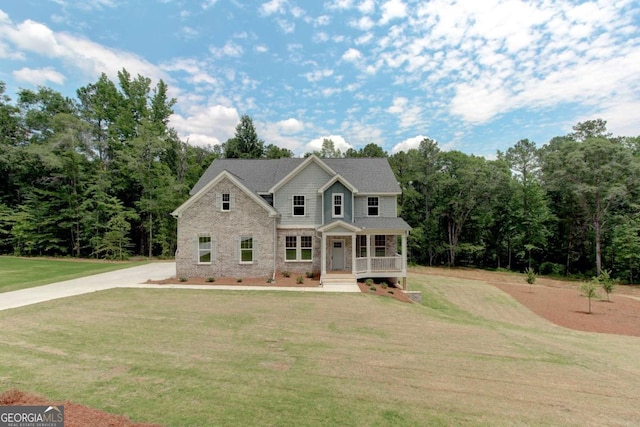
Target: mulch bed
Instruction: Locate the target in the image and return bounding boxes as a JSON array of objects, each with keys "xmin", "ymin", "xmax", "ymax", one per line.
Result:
[
  {"xmin": 357, "ymin": 282, "xmax": 413, "ymax": 303},
  {"xmin": 492, "ymin": 282, "xmax": 640, "ymax": 337},
  {"xmin": 0, "ymin": 389, "xmax": 161, "ymax": 427},
  {"xmin": 146, "ymin": 272, "xmax": 320, "ymax": 287}
]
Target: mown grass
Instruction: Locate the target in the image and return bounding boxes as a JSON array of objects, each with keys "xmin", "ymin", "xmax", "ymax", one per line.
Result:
[
  {"xmin": 0, "ymin": 272, "xmax": 639, "ymax": 426},
  {"xmin": 0, "ymin": 256, "xmax": 147, "ymax": 293}
]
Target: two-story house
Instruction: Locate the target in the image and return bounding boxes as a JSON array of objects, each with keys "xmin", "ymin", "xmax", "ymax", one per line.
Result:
[{"xmin": 171, "ymin": 155, "xmax": 411, "ymax": 287}]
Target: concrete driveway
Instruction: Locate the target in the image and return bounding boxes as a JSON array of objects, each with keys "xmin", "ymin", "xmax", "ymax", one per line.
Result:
[
  {"xmin": 0, "ymin": 262, "xmax": 176, "ymax": 311},
  {"xmin": 0, "ymin": 262, "xmax": 360, "ymax": 311}
]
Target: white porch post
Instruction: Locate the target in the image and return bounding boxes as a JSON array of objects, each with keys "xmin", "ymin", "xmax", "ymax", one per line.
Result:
[
  {"xmin": 402, "ymin": 231, "xmax": 408, "ymax": 290},
  {"xmin": 321, "ymin": 233, "xmax": 326, "ymax": 278},
  {"xmin": 366, "ymin": 234, "xmax": 371, "ymax": 274},
  {"xmin": 351, "ymin": 232, "xmax": 356, "ymax": 274}
]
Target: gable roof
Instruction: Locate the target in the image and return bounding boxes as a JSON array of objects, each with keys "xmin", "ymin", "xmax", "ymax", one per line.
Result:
[
  {"xmin": 172, "ymin": 170, "xmax": 279, "ymax": 218},
  {"xmin": 190, "ymin": 156, "xmax": 401, "ymax": 196}
]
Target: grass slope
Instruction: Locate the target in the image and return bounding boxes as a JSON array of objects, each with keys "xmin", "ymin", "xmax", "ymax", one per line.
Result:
[
  {"xmin": 0, "ymin": 257, "xmax": 147, "ymax": 293},
  {"xmin": 1, "ymin": 271, "xmax": 639, "ymax": 426}
]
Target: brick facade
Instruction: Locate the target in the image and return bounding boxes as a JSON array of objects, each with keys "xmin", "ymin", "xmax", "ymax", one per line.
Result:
[{"xmin": 175, "ymin": 177, "xmax": 276, "ymax": 279}]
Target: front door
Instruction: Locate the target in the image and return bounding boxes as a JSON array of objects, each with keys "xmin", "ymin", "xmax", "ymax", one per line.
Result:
[{"xmin": 331, "ymin": 240, "xmax": 345, "ymax": 270}]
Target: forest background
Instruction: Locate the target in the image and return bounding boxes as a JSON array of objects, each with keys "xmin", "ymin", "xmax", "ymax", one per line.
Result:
[{"xmin": 1, "ymin": 70, "xmax": 639, "ymax": 283}]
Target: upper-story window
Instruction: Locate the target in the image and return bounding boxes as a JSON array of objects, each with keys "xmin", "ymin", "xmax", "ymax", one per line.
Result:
[
  {"xmin": 221, "ymin": 193, "xmax": 231, "ymax": 211},
  {"xmin": 333, "ymin": 193, "xmax": 343, "ymax": 218},
  {"xmin": 293, "ymin": 195, "xmax": 305, "ymax": 216},
  {"xmin": 367, "ymin": 197, "xmax": 379, "ymax": 216}
]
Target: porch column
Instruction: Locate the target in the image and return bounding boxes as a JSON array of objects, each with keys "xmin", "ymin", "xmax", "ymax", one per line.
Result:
[
  {"xmin": 366, "ymin": 234, "xmax": 371, "ymax": 273},
  {"xmin": 402, "ymin": 231, "xmax": 408, "ymax": 290},
  {"xmin": 321, "ymin": 233, "xmax": 326, "ymax": 277},
  {"xmin": 351, "ymin": 232, "xmax": 356, "ymax": 274}
]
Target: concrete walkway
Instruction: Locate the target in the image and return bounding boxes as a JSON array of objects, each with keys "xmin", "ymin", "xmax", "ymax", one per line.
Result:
[{"xmin": 0, "ymin": 262, "xmax": 360, "ymax": 311}]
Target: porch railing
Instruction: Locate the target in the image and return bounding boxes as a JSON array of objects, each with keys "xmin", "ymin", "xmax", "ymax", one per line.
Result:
[{"xmin": 354, "ymin": 256, "xmax": 402, "ymax": 273}]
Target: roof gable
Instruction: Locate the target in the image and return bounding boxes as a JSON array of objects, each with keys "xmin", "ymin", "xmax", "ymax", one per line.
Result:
[
  {"xmin": 172, "ymin": 170, "xmax": 278, "ymax": 218},
  {"xmin": 268, "ymin": 155, "xmax": 335, "ymax": 193}
]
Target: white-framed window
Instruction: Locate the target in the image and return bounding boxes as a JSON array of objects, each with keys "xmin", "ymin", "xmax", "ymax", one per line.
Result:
[
  {"xmin": 356, "ymin": 235, "xmax": 367, "ymax": 257},
  {"xmin": 240, "ymin": 236, "xmax": 254, "ymax": 263},
  {"xmin": 333, "ymin": 193, "xmax": 343, "ymax": 218},
  {"xmin": 374, "ymin": 235, "xmax": 386, "ymax": 257},
  {"xmin": 367, "ymin": 197, "xmax": 379, "ymax": 216},
  {"xmin": 293, "ymin": 195, "xmax": 305, "ymax": 216},
  {"xmin": 222, "ymin": 193, "xmax": 231, "ymax": 211},
  {"xmin": 198, "ymin": 234, "xmax": 212, "ymax": 264},
  {"xmin": 285, "ymin": 235, "xmax": 313, "ymax": 261},
  {"xmin": 216, "ymin": 192, "xmax": 233, "ymax": 211}
]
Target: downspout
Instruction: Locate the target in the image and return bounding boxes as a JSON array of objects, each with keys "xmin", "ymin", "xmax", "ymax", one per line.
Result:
[{"xmin": 272, "ymin": 218, "xmax": 277, "ymax": 282}]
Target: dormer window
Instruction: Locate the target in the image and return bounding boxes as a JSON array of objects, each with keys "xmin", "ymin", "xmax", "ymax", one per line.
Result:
[
  {"xmin": 333, "ymin": 193, "xmax": 343, "ymax": 218},
  {"xmin": 367, "ymin": 197, "xmax": 379, "ymax": 216},
  {"xmin": 293, "ymin": 195, "xmax": 305, "ymax": 216}
]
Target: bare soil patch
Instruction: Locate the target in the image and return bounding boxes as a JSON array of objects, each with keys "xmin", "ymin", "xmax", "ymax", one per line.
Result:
[
  {"xmin": 415, "ymin": 266, "xmax": 640, "ymax": 337},
  {"xmin": 357, "ymin": 282, "xmax": 412, "ymax": 303},
  {"xmin": 0, "ymin": 389, "xmax": 160, "ymax": 427}
]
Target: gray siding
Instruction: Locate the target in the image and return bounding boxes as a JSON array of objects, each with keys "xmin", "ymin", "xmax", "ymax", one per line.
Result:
[
  {"xmin": 274, "ymin": 161, "xmax": 330, "ymax": 226},
  {"xmin": 354, "ymin": 195, "xmax": 397, "ymax": 218},
  {"xmin": 323, "ymin": 181, "xmax": 353, "ymax": 224}
]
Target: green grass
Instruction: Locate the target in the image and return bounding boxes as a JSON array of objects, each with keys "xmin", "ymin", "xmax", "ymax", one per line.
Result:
[
  {"xmin": 0, "ymin": 256, "xmax": 148, "ymax": 293},
  {"xmin": 0, "ymin": 272, "xmax": 639, "ymax": 426}
]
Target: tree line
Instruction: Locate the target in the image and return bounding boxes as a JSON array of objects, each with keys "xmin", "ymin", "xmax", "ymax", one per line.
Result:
[{"xmin": 1, "ymin": 71, "xmax": 639, "ymax": 282}]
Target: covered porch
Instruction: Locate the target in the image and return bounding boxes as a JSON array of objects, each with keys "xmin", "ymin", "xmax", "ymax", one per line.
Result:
[{"xmin": 317, "ymin": 219, "xmax": 410, "ymax": 288}]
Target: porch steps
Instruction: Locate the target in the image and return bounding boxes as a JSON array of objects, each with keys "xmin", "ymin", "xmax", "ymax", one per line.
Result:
[{"xmin": 321, "ymin": 273, "xmax": 358, "ymax": 287}]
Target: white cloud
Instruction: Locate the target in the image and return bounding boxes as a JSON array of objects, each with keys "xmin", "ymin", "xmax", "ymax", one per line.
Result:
[
  {"xmin": 306, "ymin": 135, "xmax": 353, "ymax": 153},
  {"xmin": 386, "ymin": 96, "xmax": 422, "ymax": 128},
  {"xmin": 209, "ymin": 40, "xmax": 244, "ymax": 58},
  {"xmin": 259, "ymin": 0, "xmax": 287, "ymax": 16},
  {"xmin": 255, "ymin": 44, "xmax": 268, "ymax": 53},
  {"xmin": 13, "ymin": 66, "xmax": 65, "ymax": 85},
  {"xmin": 380, "ymin": 0, "xmax": 407, "ymax": 25},
  {"xmin": 202, "ymin": 0, "xmax": 219, "ymax": 10},
  {"xmin": 303, "ymin": 68, "xmax": 334, "ymax": 82},
  {"xmin": 170, "ymin": 105, "xmax": 239, "ymax": 147},
  {"xmin": 277, "ymin": 118, "xmax": 305, "ymax": 133},
  {"xmin": 350, "ymin": 16, "xmax": 374, "ymax": 31},
  {"xmin": 341, "ymin": 48, "xmax": 362, "ymax": 62},
  {"xmin": 358, "ymin": 0, "xmax": 375, "ymax": 14},
  {"xmin": 391, "ymin": 135, "xmax": 428, "ymax": 154}
]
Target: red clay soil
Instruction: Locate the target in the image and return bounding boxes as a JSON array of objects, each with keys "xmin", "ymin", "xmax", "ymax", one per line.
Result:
[
  {"xmin": 0, "ymin": 389, "xmax": 161, "ymax": 427},
  {"xmin": 417, "ymin": 267, "xmax": 640, "ymax": 338},
  {"xmin": 492, "ymin": 282, "xmax": 640, "ymax": 337}
]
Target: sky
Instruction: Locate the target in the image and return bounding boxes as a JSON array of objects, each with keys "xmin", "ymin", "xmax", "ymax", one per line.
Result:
[{"xmin": 0, "ymin": 0, "xmax": 639, "ymax": 157}]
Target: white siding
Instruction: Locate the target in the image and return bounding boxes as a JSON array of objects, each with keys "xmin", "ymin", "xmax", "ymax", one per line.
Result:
[
  {"xmin": 354, "ymin": 195, "xmax": 397, "ymax": 218},
  {"xmin": 274, "ymin": 162, "xmax": 331, "ymax": 226}
]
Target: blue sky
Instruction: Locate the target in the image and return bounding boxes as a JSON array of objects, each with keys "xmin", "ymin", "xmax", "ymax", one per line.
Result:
[{"xmin": 1, "ymin": 0, "xmax": 638, "ymax": 157}]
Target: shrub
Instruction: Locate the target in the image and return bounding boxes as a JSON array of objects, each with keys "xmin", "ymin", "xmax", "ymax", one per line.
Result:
[
  {"xmin": 179, "ymin": 277, "xmax": 188, "ymax": 282},
  {"xmin": 539, "ymin": 262, "xmax": 564, "ymax": 276},
  {"xmin": 365, "ymin": 278, "xmax": 374, "ymax": 286},
  {"xmin": 305, "ymin": 271, "xmax": 314, "ymax": 278},
  {"xmin": 524, "ymin": 267, "xmax": 536, "ymax": 292},
  {"xmin": 388, "ymin": 290, "xmax": 394, "ymax": 294},
  {"xmin": 282, "ymin": 271, "xmax": 290, "ymax": 278},
  {"xmin": 579, "ymin": 280, "xmax": 600, "ymax": 314},
  {"xmin": 206, "ymin": 277, "xmax": 215, "ymax": 283},
  {"xmin": 369, "ymin": 286, "xmax": 376, "ymax": 292},
  {"xmin": 236, "ymin": 278, "xmax": 243, "ymax": 283},
  {"xmin": 296, "ymin": 276, "xmax": 304, "ymax": 284},
  {"xmin": 597, "ymin": 269, "xmax": 617, "ymax": 302},
  {"xmin": 381, "ymin": 282, "xmax": 388, "ymax": 289}
]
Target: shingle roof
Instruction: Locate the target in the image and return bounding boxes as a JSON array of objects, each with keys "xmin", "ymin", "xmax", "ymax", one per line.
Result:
[
  {"xmin": 190, "ymin": 157, "xmax": 401, "ymax": 196},
  {"xmin": 354, "ymin": 217, "xmax": 412, "ymax": 231}
]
